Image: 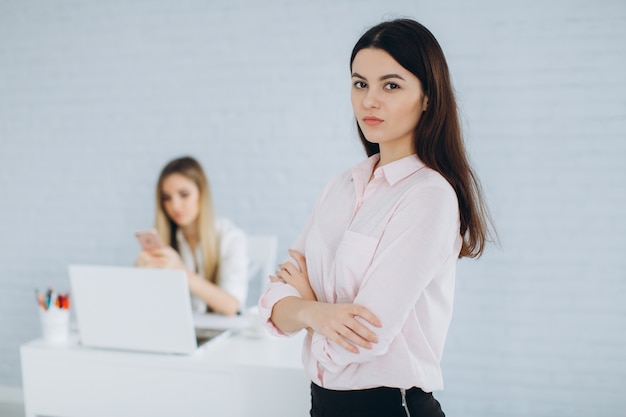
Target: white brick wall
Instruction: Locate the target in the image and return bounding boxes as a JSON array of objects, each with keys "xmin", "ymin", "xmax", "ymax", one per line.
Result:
[{"xmin": 1, "ymin": 1, "xmax": 625, "ymax": 415}]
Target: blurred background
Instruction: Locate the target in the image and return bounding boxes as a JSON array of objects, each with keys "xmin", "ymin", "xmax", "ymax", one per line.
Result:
[{"xmin": 1, "ymin": 0, "xmax": 625, "ymax": 415}]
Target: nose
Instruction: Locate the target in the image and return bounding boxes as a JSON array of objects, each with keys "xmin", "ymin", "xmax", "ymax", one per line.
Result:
[
  {"xmin": 362, "ymin": 89, "xmax": 380, "ymax": 109},
  {"xmin": 170, "ymin": 196, "xmax": 182, "ymax": 211}
]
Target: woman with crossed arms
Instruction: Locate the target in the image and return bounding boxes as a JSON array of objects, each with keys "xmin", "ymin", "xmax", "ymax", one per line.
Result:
[{"xmin": 259, "ymin": 19, "xmax": 493, "ymax": 417}]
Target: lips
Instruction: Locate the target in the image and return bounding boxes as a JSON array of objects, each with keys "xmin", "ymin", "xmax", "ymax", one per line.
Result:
[{"xmin": 362, "ymin": 116, "xmax": 383, "ymax": 126}]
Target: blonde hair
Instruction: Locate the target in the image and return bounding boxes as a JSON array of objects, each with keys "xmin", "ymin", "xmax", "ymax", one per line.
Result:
[{"xmin": 154, "ymin": 156, "xmax": 220, "ymax": 284}]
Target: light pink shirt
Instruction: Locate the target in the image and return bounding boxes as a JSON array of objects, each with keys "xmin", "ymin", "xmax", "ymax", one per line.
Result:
[{"xmin": 259, "ymin": 154, "xmax": 462, "ymax": 392}]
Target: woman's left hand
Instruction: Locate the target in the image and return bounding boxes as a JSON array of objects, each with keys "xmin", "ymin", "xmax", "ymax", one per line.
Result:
[
  {"xmin": 150, "ymin": 247, "xmax": 186, "ymax": 270},
  {"xmin": 270, "ymin": 249, "xmax": 317, "ymax": 301}
]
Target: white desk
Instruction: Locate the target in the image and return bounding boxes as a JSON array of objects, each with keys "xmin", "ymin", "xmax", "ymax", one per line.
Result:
[{"xmin": 20, "ymin": 330, "xmax": 310, "ymax": 417}]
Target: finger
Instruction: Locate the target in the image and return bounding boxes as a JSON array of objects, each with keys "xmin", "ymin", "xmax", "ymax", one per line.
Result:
[
  {"xmin": 288, "ymin": 249, "xmax": 307, "ymax": 270},
  {"xmin": 150, "ymin": 249, "xmax": 166, "ymax": 258},
  {"xmin": 276, "ymin": 266, "xmax": 303, "ymax": 283},
  {"xmin": 139, "ymin": 255, "xmax": 156, "ymax": 266},
  {"xmin": 275, "ymin": 270, "xmax": 292, "ymax": 283},
  {"xmin": 278, "ymin": 261, "xmax": 296, "ymax": 272},
  {"xmin": 336, "ymin": 321, "xmax": 374, "ymax": 349},
  {"xmin": 280, "ymin": 261, "xmax": 300, "ymax": 276},
  {"xmin": 346, "ymin": 317, "xmax": 378, "ymax": 344},
  {"xmin": 141, "ymin": 259, "xmax": 156, "ymax": 267},
  {"xmin": 144, "ymin": 253, "xmax": 158, "ymax": 261},
  {"xmin": 269, "ymin": 275, "xmax": 286, "ymax": 283},
  {"xmin": 351, "ymin": 305, "xmax": 382, "ymax": 328},
  {"xmin": 329, "ymin": 331, "xmax": 359, "ymax": 354}
]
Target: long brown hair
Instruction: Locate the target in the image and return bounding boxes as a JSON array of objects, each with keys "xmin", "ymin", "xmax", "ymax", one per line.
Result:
[
  {"xmin": 154, "ymin": 156, "xmax": 221, "ymax": 283},
  {"xmin": 351, "ymin": 19, "xmax": 494, "ymax": 258}
]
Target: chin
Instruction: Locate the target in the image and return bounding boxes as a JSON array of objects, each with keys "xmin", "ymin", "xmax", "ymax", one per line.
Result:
[
  {"xmin": 363, "ymin": 136, "xmax": 383, "ymax": 145},
  {"xmin": 169, "ymin": 218, "xmax": 187, "ymax": 227},
  {"xmin": 360, "ymin": 131, "xmax": 384, "ymax": 144}
]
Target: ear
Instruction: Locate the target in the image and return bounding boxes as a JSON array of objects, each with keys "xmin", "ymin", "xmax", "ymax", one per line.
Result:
[{"xmin": 422, "ymin": 96, "xmax": 429, "ymax": 112}]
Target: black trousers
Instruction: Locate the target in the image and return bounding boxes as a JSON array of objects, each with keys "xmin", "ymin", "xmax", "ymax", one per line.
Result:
[{"xmin": 310, "ymin": 382, "xmax": 445, "ymax": 417}]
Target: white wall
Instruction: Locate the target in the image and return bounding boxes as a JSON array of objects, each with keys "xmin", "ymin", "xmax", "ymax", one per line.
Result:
[{"xmin": 1, "ymin": 0, "xmax": 625, "ymax": 415}]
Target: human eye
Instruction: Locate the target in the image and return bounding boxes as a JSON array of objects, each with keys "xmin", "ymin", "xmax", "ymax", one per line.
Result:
[
  {"xmin": 161, "ymin": 194, "xmax": 171, "ymax": 202},
  {"xmin": 384, "ymin": 82, "xmax": 400, "ymax": 90},
  {"xmin": 179, "ymin": 191, "xmax": 189, "ymax": 198},
  {"xmin": 353, "ymin": 81, "xmax": 367, "ymax": 89}
]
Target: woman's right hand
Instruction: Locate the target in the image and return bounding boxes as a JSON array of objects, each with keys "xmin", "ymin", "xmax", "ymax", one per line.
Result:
[
  {"xmin": 271, "ymin": 249, "xmax": 317, "ymax": 301},
  {"xmin": 135, "ymin": 250, "xmax": 157, "ymax": 268},
  {"xmin": 304, "ymin": 301, "xmax": 381, "ymax": 354}
]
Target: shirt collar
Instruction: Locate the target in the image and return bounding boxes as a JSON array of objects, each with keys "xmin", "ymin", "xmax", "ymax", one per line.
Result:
[
  {"xmin": 380, "ymin": 154, "xmax": 426, "ymax": 185},
  {"xmin": 353, "ymin": 154, "xmax": 425, "ymax": 186},
  {"xmin": 352, "ymin": 154, "xmax": 380, "ymax": 184},
  {"xmin": 176, "ymin": 228, "xmax": 186, "ymax": 247}
]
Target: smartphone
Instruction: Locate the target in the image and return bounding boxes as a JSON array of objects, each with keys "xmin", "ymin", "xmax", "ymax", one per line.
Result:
[{"xmin": 135, "ymin": 229, "xmax": 165, "ymax": 251}]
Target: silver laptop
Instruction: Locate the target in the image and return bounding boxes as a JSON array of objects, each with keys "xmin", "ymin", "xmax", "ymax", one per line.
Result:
[{"xmin": 69, "ymin": 265, "xmax": 230, "ymax": 355}]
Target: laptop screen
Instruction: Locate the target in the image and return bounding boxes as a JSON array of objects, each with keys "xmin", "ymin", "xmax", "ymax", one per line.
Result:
[{"xmin": 70, "ymin": 265, "xmax": 205, "ymax": 355}]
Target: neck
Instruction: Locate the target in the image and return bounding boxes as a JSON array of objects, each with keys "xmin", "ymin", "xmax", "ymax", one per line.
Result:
[
  {"xmin": 180, "ymin": 222, "xmax": 199, "ymax": 249},
  {"xmin": 378, "ymin": 149, "xmax": 414, "ymax": 167},
  {"xmin": 377, "ymin": 141, "xmax": 415, "ymax": 167}
]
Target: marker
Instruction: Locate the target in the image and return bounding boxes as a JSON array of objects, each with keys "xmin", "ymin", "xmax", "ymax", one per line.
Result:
[{"xmin": 35, "ymin": 290, "xmax": 45, "ymax": 310}]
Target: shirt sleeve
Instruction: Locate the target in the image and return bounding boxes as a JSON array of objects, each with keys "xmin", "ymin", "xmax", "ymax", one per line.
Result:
[
  {"xmin": 217, "ymin": 219, "xmax": 249, "ymax": 310},
  {"xmin": 310, "ymin": 180, "xmax": 461, "ymax": 372}
]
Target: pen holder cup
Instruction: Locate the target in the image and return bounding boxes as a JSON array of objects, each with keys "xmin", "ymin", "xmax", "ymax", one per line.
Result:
[{"xmin": 39, "ymin": 307, "xmax": 70, "ymax": 344}]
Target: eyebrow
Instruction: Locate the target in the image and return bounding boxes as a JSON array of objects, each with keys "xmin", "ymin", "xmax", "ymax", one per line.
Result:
[
  {"xmin": 161, "ymin": 189, "xmax": 188, "ymax": 196},
  {"xmin": 351, "ymin": 72, "xmax": 406, "ymax": 81}
]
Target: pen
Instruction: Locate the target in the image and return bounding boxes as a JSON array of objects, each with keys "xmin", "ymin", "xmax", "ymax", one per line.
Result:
[
  {"xmin": 35, "ymin": 290, "xmax": 45, "ymax": 310},
  {"xmin": 49, "ymin": 290, "xmax": 57, "ymax": 310},
  {"xmin": 57, "ymin": 293, "xmax": 69, "ymax": 310},
  {"xmin": 36, "ymin": 289, "xmax": 71, "ymax": 310}
]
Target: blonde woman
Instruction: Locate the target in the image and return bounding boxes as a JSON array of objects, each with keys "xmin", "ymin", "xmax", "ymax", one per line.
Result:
[{"xmin": 136, "ymin": 156, "xmax": 248, "ymax": 316}]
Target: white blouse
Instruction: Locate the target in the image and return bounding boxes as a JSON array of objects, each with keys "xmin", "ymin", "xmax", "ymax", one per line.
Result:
[{"xmin": 177, "ymin": 218, "xmax": 249, "ymax": 312}]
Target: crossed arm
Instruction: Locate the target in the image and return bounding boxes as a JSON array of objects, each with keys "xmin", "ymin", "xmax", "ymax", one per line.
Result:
[
  {"xmin": 266, "ymin": 183, "xmax": 459, "ymax": 360},
  {"xmin": 269, "ymin": 250, "xmax": 381, "ymax": 353}
]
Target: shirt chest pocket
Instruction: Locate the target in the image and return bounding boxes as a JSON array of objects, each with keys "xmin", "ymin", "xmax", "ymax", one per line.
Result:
[{"xmin": 334, "ymin": 230, "xmax": 379, "ymax": 303}]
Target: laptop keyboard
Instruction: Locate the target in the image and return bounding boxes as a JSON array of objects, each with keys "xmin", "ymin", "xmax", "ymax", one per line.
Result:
[{"xmin": 195, "ymin": 328, "xmax": 228, "ymax": 346}]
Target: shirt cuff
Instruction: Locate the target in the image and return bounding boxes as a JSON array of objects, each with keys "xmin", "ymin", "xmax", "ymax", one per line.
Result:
[
  {"xmin": 310, "ymin": 332, "xmax": 345, "ymax": 373},
  {"xmin": 258, "ymin": 281, "xmax": 302, "ymax": 337}
]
